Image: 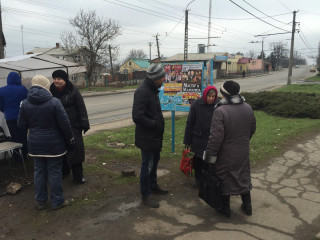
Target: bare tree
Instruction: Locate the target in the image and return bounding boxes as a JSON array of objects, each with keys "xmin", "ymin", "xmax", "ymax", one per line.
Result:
[
  {"xmin": 123, "ymin": 49, "xmax": 147, "ymax": 63},
  {"xmin": 61, "ymin": 9, "xmax": 121, "ymax": 88},
  {"xmin": 246, "ymin": 50, "xmax": 256, "ymax": 59}
]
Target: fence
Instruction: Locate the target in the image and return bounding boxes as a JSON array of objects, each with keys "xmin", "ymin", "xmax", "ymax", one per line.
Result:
[
  {"xmin": 115, "ymin": 71, "xmax": 146, "ymax": 87},
  {"xmin": 218, "ymin": 69, "xmax": 269, "ymax": 79}
]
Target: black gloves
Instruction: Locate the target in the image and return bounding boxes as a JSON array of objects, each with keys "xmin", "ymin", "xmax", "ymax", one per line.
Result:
[{"xmin": 66, "ymin": 138, "xmax": 75, "ymax": 150}]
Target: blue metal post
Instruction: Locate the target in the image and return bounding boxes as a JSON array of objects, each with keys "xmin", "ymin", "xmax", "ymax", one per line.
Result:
[{"xmin": 171, "ymin": 111, "xmax": 175, "ymax": 153}]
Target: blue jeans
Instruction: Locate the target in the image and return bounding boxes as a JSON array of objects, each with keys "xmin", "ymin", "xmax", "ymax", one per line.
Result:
[
  {"xmin": 140, "ymin": 150, "xmax": 160, "ymax": 198},
  {"xmin": 6, "ymin": 119, "xmax": 28, "ymax": 159},
  {"xmin": 34, "ymin": 157, "xmax": 64, "ymax": 207}
]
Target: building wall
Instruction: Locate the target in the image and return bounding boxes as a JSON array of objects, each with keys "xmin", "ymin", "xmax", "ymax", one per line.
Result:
[
  {"xmin": 120, "ymin": 60, "xmax": 146, "ymax": 74},
  {"xmin": 249, "ymin": 59, "xmax": 263, "ymax": 70}
]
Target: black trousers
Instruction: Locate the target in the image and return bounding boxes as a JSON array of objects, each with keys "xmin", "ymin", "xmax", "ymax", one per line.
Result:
[
  {"xmin": 193, "ymin": 155, "xmax": 204, "ymax": 182},
  {"xmin": 62, "ymin": 158, "xmax": 83, "ymax": 182}
]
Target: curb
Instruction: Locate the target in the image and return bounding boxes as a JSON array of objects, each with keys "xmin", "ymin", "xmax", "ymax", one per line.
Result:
[{"xmin": 81, "ymin": 89, "xmax": 136, "ymax": 98}]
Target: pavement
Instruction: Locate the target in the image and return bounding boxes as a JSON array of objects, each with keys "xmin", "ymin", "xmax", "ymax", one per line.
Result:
[{"xmin": 78, "ymin": 82, "xmax": 320, "ymax": 239}]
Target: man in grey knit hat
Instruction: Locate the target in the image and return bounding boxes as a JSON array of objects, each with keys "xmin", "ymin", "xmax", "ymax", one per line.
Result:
[{"xmin": 132, "ymin": 63, "xmax": 168, "ymax": 208}]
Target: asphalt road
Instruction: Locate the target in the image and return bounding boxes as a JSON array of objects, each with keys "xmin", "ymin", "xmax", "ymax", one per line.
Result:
[{"xmin": 84, "ymin": 66, "xmax": 315, "ymax": 126}]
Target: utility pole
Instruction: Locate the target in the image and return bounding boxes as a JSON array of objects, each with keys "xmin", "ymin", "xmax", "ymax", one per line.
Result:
[
  {"xmin": 0, "ymin": 0, "xmax": 5, "ymax": 59},
  {"xmin": 287, "ymin": 11, "xmax": 297, "ymax": 85},
  {"xmin": 207, "ymin": 0, "xmax": 212, "ymax": 53},
  {"xmin": 155, "ymin": 33, "xmax": 160, "ymax": 59},
  {"xmin": 149, "ymin": 42, "xmax": 152, "ymax": 60},
  {"xmin": 108, "ymin": 45, "xmax": 114, "ymax": 83},
  {"xmin": 21, "ymin": 25, "xmax": 24, "ymax": 54},
  {"xmin": 184, "ymin": 0, "xmax": 195, "ymax": 61}
]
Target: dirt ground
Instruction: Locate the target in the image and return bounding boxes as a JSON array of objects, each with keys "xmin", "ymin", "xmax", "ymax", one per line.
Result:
[{"xmin": 1, "ymin": 130, "xmax": 320, "ymax": 240}]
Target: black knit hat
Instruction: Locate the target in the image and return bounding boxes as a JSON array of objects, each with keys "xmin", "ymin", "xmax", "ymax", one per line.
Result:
[
  {"xmin": 220, "ymin": 80, "xmax": 240, "ymax": 97},
  {"xmin": 147, "ymin": 64, "xmax": 165, "ymax": 81},
  {"xmin": 52, "ymin": 69, "xmax": 69, "ymax": 82}
]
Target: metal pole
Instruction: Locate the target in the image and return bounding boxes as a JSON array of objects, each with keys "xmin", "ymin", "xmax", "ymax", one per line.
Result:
[
  {"xmin": 171, "ymin": 111, "xmax": 175, "ymax": 153},
  {"xmin": 287, "ymin": 11, "xmax": 297, "ymax": 85},
  {"xmin": 21, "ymin": 25, "xmax": 24, "ymax": 54},
  {"xmin": 207, "ymin": 0, "xmax": 212, "ymax": 53}
]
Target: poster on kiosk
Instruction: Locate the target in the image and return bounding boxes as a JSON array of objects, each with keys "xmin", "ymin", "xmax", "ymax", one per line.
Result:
[{"xmin": 159, "ymin": 59, "xmax": 214, "ymax": 112}]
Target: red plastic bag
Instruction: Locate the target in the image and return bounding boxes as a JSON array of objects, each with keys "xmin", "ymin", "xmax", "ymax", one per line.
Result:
[{"xmin": 180, "ymin": 149, "xmax": 193, "ymax": 176}]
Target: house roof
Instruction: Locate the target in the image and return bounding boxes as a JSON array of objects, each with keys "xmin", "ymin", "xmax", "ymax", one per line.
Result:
[
  {"xmin": 162, "ymin": 52, "xmax": 228, "ymax": 62},
  {"xmin": 26, "ymin": 47, "xmax": 67, "ymax": 56},
  {"xmin": 238, "ymin": 57, "xmax": 251, "ymax": 64},
  {"xmin": 131, "ymin": 58, "xmax": 150, "ymax": 68}
]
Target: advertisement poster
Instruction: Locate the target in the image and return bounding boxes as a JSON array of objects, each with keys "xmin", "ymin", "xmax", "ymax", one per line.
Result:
[{"xmin": 160, "ymin": 62, "xmax": 203, "ymax": 111}]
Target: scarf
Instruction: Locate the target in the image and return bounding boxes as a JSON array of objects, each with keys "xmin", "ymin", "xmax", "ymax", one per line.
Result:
[{"xmin": 214, "ymin": 95, "xmax": 245, "ymax": 109}]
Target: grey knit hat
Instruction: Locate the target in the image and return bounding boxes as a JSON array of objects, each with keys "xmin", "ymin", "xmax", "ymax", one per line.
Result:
[{"xmin": 147, "ymin": 64, "xmax": 165, "ymax": 81}]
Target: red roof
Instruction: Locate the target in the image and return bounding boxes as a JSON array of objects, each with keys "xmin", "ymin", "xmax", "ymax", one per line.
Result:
[{"xmin": 237, "ymin": 57, "xmax": 251, "ymax": 64}]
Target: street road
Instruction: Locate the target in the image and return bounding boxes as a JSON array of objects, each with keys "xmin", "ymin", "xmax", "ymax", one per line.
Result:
[{"xmin": 84, "ymin": 66, "xmax": 315, "ymax": 126}]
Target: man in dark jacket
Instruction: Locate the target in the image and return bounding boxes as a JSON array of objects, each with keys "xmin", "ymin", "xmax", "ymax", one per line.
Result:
[
  {"xmin": 50, "ymin": 70, "xmax": 90, "ymax": 184},
  {"xmin": 132, "ymin": 63, "xmax": 168, "ymax": 208},
  {"xmin": 0, "ymin": 72, "xmax": 28, "ymax": 159},
  {"xmin": 18, "ymin": 75, "xmax": 74, "ymax": 210}
]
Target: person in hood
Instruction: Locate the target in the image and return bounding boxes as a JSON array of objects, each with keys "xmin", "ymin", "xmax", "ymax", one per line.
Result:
[
  {"xmin": 18, "ymin": 75, "xmax": 74, "ymax": 210},
  {"xmin": 50, "ymin": 70, "xmax": 90, "ymax": 184},
  {"xmin": 183, "ymin": 85, "xmax": 219, "ymax": 187},
  {"xmin": 0, "ymin": 72, "xmax": 28, "ymax": 159},
  {"xmin": 204, "ymin": 80, "xmax": 256, "ymax": 218}
]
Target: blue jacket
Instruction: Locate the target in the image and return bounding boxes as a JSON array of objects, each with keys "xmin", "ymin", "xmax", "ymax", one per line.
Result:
[
  {"xmin": 0, "ymin": 72, "xmax": 28, "ymax": 120},
  {"xmin": 18, "ymin": 86, "xmax": 74, "ymax": 157}
]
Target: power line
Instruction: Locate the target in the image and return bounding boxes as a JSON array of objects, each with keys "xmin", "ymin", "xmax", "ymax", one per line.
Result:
[
  {"xmin": 242, "ymin": 0, "xmax": 288, "ymax": 25},
  {"xmin": 189, "ymin": 11, "xmax": 291, "ymax": 21},
  {"xmin": 228, "ymin": 0, "xmax": 290, "ymax": 32}
]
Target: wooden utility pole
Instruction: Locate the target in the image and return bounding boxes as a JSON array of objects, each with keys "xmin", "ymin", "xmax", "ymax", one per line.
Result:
[
  {"xmin": 108, "ymin": 44, "xmax": 114, "ymax": 83},
  {"xmin": 149, "ymin": 42, "xmax": 152, "ymax": 60},
  {"xmin": 0, "ymin": 1, "xmax": 5, "ymax": 59},
  {"xmin": 287, "ymin": 11, "xmax": 297, "ymax": 85},
  {"xmin": 155, "ymin": 33, "xmax": 160, "ymax": 59}
]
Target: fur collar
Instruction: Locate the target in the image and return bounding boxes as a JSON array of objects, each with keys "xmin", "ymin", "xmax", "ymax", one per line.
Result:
[{"xmin": 214, "ymin": 95, "xmax": 245, "ymax": 109}]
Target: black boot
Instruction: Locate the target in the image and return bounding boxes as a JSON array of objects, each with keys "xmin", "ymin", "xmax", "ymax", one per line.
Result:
[
  {"xmin": 216, "ymin": 195, "xmax": 231, "ymax": 218},
  {"xmin": 241, "ymin": 192, "xmax": 252, "ymax": 216}
]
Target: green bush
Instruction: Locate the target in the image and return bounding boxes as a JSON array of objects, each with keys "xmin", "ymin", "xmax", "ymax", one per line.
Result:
[{"xmin": 244, "ymin": 92, "xmax": 320, "ymax": 119}]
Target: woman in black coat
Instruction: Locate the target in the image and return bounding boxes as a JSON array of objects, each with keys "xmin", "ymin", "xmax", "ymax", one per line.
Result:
[
  {"xmin": 184, "ymin": 86, "xmax": 219, "ymax": 186},
  {"xmin": 50, "ymin": 70, "xmax": 90, "ymax": 184}
]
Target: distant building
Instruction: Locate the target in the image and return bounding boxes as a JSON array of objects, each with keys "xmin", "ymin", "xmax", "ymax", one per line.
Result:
[
  {"xmin": 27, "ymin": 43, "xmax": 106, "ymax": 87},
  {"xmin": 237, "ymin": 57, "xmax": 252, "ymax": 72},
  {"xmin": 119, "ymin": 58, "xmax": 150, "ymax": 74}
]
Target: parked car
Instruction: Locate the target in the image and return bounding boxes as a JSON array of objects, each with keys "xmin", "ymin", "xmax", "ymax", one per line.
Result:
[
  {"xmin": 295, "ymin": 65, "xmax": 300, "ymax": 68},
  {"xmin": 310, "ymin": 67, "xmax": 316, "ymax": 72}
]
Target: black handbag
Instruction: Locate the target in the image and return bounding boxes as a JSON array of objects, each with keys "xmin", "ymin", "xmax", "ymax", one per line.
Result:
[{"xmin": 198, "ymin": 164, "xmax": 222, "ymax": 209}]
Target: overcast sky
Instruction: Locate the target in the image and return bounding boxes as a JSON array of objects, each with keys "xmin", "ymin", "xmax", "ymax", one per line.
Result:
[{"xmin": 1, "ymin": 0, "xmax": 320, "ymax": 64}]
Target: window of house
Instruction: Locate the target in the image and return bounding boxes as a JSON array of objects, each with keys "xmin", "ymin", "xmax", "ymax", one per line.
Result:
[
  {"xmin": 71, "ymin": 74, "xmax": 76, "ymax": 82},
  {"xmin": 240, "ymin": 66, "xmax": 242, "ymax": 70},
  {"xmin": 58, "ymin": 56, "xmax": 66, "ymax": 60},
  {"xmin": 129, "ymin": 61, "xmax": 132, "ymax": 66},
  {"xmin": 74, "ymin": 55, "xmax": 81, "ymax": 62},
  {"xmin": 252, "ymin": 61, "xmax": 256, "ymax": 65}
]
